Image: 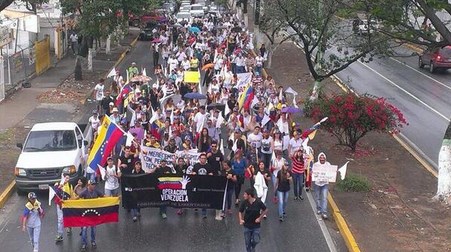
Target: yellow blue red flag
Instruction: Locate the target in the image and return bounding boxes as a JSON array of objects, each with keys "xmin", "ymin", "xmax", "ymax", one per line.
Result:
[{"xmin": 87, "ymin": 116, "xmax": 124, "ymax": 171}]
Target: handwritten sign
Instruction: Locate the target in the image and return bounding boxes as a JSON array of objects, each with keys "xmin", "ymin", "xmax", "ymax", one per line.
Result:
[{"xmin": 312, "ymin": 164, "xmax": 338, "ymax": 183}]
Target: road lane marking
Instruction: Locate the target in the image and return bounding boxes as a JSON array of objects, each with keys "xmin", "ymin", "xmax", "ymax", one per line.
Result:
[
  {"xmin": 306, "ymin": 190, "xmax": 338, "ymax": 252},
  {"xmin": 357, "ymin": 61, "xmax": 450, "ymax": 122},
  {"xmin": 389, "ymin": 57, "xmax": 451, "ymax": 91}
]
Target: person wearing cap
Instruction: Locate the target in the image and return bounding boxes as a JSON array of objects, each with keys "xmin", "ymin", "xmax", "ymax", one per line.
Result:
[
  {"xmin": 130, "ymin": 160, "xmax": 145, "ymax": 222},
  {"xmin": 79, "ymin": 180, "xmax": 104, "ymax": 251},
  {"xmin": 22, "ymin": 192, "xmax": 44, "ymax": 252},
  {"xmin": 110, "ymin": 107, "xmax": 121, "ymax": 124}
]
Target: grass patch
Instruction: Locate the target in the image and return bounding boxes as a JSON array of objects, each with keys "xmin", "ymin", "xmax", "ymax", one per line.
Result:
[
  {"xmin": 0, "ymin": 128, "xmax": 15, "ymax": 143},
  {"xmin": 336, "ymin": 173, "xmax": 371, "ymax": 192}
]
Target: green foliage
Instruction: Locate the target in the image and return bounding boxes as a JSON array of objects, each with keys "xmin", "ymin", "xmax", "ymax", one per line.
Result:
[
  {"xmin": 61, "ymin": 0, "xmax": 158, "ymax": 39},
  {"xmin": 336, "ymin": 173, "xmax": 371, "ymax": 192},
  {"xmin": 304, "ymin": 93, "xmax": 407, "ymax": 151}
]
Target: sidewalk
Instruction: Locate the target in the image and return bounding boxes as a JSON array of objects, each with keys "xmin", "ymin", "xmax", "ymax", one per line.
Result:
[{"xmin": 0, "ymin": 30, "xmax": 139, "ymax": 199}]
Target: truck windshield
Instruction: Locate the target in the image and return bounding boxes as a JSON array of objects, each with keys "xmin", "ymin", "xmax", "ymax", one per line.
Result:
[{"xmin": 23, "ymin": 130, "xmax": 77, "ymax": 152}]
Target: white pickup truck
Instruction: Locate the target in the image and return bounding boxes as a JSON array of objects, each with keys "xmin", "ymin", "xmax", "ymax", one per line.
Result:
[{"xmin": 15, "ymin": 122, "xmax": 89, "ymax": 194}]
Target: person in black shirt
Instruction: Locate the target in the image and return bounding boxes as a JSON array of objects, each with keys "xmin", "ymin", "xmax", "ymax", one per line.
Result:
[
  {"xmin": 275, "ymin": 164, "xmax": 292, "ymax": 222},
  {"xmin": 239, "ymin": 188, "xmax": 268, "ymax": 252},
  {"xmin": 207, "ymin": 140, "xmax": 224, "ymax": 175},
  {"xmin": 130, "ymin": 161, "xmax": 145, "ymax": 222},
  {"xmin": 192, "ymin": 154, "xmax": 214, "ymax": 218},
  {"xmin": 174, "ymin": 157, "xmax": 189, "ymax": 175},
  {"xmin": 118, "ymin": 146, "xmax": 137, "ymax": 175},
  {"xmin": 223, "ymin": 161, "xmax": 237, "ymax": 215},
  {"xmin": 155, "ymin": 159, "xmax": 173, "ymax": 219}
]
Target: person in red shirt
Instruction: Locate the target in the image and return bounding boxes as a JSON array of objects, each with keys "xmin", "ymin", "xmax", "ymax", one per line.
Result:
[{"xmin": 291, "ymin": 149, "xmax": 305, "ymax": 200}]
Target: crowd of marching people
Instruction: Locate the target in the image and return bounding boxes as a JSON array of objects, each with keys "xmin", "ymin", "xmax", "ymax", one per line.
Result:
[{"xmin": 22, "ymin": 9, "xmax": 333, "ymax": 252}]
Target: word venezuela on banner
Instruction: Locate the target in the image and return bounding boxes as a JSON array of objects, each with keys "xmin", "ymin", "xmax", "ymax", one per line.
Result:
[
  {"xmin": 121, "ymin": 174, "xmax": 227, "ymax": 210},
  {"xmin": 62, "ymin": 197, "xmax": 120, "ymax": 227}
]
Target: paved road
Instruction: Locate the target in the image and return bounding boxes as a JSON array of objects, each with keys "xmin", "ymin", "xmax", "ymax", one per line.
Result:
[
  {"xmin": 334, "ymin": 46, "xmax": 451, "ymax": 167},
  {"xmin": 0, "ymin": 40, "xmax": 344, "ymax": 252},
  {"xmin": 287, "ymin": 22, "xmax": 451, "ymax": 167}
]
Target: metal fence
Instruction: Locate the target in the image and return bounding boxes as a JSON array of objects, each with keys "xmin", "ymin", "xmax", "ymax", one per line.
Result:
[{"xmin": 0, "ymin": 37, "xmax": 50, "ymax": 102}]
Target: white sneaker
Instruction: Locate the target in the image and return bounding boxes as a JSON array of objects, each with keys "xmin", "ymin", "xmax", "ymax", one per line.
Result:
[{"xmin": 215, "ymin": 216, "xmax": 223, "ymax": 221}]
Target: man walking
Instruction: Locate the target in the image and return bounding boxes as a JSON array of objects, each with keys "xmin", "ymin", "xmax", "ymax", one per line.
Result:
[
  {"xmin": 79, "ymin": 180, "xmax": 104, "ymax": 251},
  {"xmin": 238, "ymin": 188, "xmax": 268, "ymax": 252}
]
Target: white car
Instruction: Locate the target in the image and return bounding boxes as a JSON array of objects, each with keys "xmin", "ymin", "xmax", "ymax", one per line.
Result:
[
  {"xmin": 176, "ymin": 11, "xmax": 192, "ymax": 23},
  {"xmin": 190, "ymin": 4, "xmax": 205, "ymax": 17},
  {"xmin": 15, "ymin": 122, "xmax": 88, "ymax": 193}
]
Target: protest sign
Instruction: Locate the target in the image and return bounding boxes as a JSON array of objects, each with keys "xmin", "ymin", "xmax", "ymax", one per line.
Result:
[
  {"xmin": 121, "ymin": 174, "xmax": 227, "ymax": 209},
  {"xmin": 312, "ymin": 164, "xmax": 338, "ymax": 183},
  {"xmin": 184, "ymin": 71, "xmax": 201, "ymax": 83},
  {"xmin": 140, "ymin": 146, "xmax": 176, "ymax": 172}
]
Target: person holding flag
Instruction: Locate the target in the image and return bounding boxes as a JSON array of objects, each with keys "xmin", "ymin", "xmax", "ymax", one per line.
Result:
[
  {"xmin": 22, "ymin": 192, "xmax": 44, "ymax": 252},
  {"xmin": 54, "ymin": 173, "xmax": 74, "ymax": 243},
  {"xmin": 78, "ymin": 180, "xmax": 104, "ymax": 251}
]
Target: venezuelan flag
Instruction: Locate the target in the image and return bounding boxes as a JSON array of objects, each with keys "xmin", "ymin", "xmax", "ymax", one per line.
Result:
[
  {"xmin": 87, "ymin": 116, "xmax": 124, "ymax": 171},
  {"xmin": 115, "ymin": 84, "xmax": 132, "ymax": 107},
  {"xmin": 62, "ymin": 197, "xmax": 119, "ymax": 227},
  {"xmin": 238, "ymin": 85, "xmax": 254, "ymax": 111}
]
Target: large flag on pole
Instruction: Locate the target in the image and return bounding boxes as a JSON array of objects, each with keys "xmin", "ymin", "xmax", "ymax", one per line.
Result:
[
  {"xmin": 87, "ymin": 116, "xmax": 125, "ymax": 172},
  {"xmin": 62, "ymin": 197, "xmax": 120, "ymax": 227}
]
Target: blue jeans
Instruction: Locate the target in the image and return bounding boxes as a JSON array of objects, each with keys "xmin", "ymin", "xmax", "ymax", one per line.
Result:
[
  {"xmin": 131, "ymin": 208, "xmax": 140, "ymax": 217},
  {"xmin": 277, "ymin": 190, "xmax": 289, "ymax": 217},
  {"xmin": 292, "ymin": 173, "xmax": 304, "ymax": 198},
  {"xmin": 81, "ymin": 226, "xmax": 96, "ymax": 246},
  {"xmin": 27, "ymin": 225, "xmax": 40, "ymax": 251},
  {"xmin": 314, "ymin": 184, "xmax": 329, "ymax": 214},
  {"xmin": 225, "ymin": 188, "xmax": 234, "ymax": 210},
  {"xmin": 244, "ymin": 227, "xmax": 261, "ymax": 252}
]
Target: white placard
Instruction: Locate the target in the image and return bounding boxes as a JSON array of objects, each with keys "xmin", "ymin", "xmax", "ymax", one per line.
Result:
[{"xmin": 312, "ymin": 163, "xmax": 338, "ymax": 183}]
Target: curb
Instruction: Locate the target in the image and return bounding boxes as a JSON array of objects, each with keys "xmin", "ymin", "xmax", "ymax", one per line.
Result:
[
  {"xmin": 250, "ymin": 43, "xmax": 361, "ymax": 252},
  {"xmin": 80, "ymin": 35, "xmax": 140, "ymax": 105},
  {"xmin": 328, "ymin": 194, "xmax": 361, "ymax": 252},
  {"xmin": 0, "ymin": 180, "xmax": 16, "ymax": 208}
]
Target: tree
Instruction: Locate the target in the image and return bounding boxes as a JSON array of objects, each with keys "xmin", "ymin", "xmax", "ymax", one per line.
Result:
[
  {"xmin": 304, "ymin": 93, "xmax": 407, "ymax": 151},
  {"xmin": 437, "ymin": 121, "xmax": 451, "ymax": 203},
  {"xmin": 0, "ymin": 0, "xmax": 15, "ymax": 12},
  {"xmin": 257, "ymin": 4, "xmax": 295, "ymax": 68},
  {"xmin": 269, "ymin": 0, "xmax": 396, "ymax": 100}
]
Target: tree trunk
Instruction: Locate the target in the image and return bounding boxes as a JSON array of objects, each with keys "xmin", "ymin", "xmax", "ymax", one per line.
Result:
[
  {"xmin": 436, "ymin": 122, "xmax": 451, "ymax": 203},
  {"xmin": 266, "ymin": 49, "xmax": 273, "ymax": 69},
  {"xmin": 309, "ymin": 79, "xmax": 322, "ymax": 101}
]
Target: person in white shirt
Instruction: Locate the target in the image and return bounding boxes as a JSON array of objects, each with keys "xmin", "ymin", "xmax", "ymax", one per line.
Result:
[
  {"xmin": 94, "ymin": 79, "xmax": 105, "ymax": 113},
  {"xmin": 288, "ymin": 129, "xmax": 303, "ymax": 157},
  {"xmin": 313, "ymin": 152, "xmax": 331, "ymax": 219},
  {"xmin": 181, "ymin": 57, "xmax": 191, "ymax": 71},
  {"xmin": 193, "ymin": 106, "xmax": 207, "ymax": 133},
  {"xmin": 255, "ymin": 55, "xmax": 264, "ymax": 76},
  {"xmin": 104, "ymin": 157, "xmax": 120, "ymax": 196},
  {"xmin": 88, "ymin": 110, "xmax": 100, "ymax": 139},
  {"xmin": 235, "ymin": 54, "xmax": 245, "ymax": 73},
  {"xmin": 168, "ymin": 55, "xmax": 179, "ymax": 73},
  {"xmin": 247, "ymin": 126, "xmax": 263, "ymax": 149},
  {"xmin": 260, "ymin": 129, "xmax": 274, "ymax": 170},
  {"xmin": 69, "ymin": 32, "xmax": 78, "ymax": 54}
]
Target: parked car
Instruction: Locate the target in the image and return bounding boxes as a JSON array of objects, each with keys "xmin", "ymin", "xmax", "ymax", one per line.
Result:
[
  {"xmin": 15, "ymin": 122, "xmax": 88, "ymax": 194},
  {"xmin": 419, "ymin": 45, "xmax": 451, "ymax": 73},
  {"xmin": 129, "ymin": 12, "xmax": 168, "ymax": 27},
  {"xmin": 138, "ymin": 22, "xmax": 159, "ymax": 41}
]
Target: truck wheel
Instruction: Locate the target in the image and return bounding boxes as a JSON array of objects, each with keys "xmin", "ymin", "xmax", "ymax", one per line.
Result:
[
  {"xmin": 16, "ymin": 188, "xmax": 26, "ymax": 196},
  {"xmin": 429, "ymin": 62, "xmax": 435, "ymax": 73},
  {"xmin": 418, "ymin": 57, "xmax": 425, "ymax": 68}
]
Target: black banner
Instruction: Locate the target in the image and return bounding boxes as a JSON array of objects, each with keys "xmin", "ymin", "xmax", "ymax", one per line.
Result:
[{"xmin": 121, "ymin": 174, "xmax": 227, "ymax": 210}]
